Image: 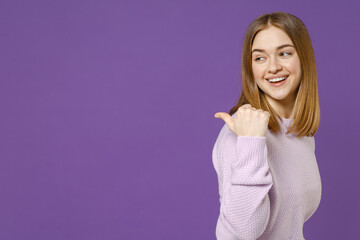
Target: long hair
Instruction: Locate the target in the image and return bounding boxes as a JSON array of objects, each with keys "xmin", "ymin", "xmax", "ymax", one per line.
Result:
[{"xmin": 229, "ymin": 12, "xmax": 320, "ymax": 137}]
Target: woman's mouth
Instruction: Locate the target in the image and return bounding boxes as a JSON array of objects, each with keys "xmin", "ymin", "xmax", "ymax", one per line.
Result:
[{"xmin": 266, "ymin": 76, "xmax": 288, "ymax": 87}]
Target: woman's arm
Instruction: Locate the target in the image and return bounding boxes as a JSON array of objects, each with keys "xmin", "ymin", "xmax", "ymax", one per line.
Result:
[{"xmin": 214, "ymin": 124, "xmax": 273, "ymax": 239}]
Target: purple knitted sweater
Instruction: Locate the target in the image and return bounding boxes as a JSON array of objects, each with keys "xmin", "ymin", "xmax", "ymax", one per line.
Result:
[{"xmin": 212, "ymin": 112, "xmax": 322, "ymax": 240}]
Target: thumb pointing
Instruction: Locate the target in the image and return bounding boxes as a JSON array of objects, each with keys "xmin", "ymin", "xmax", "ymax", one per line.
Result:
[
  {"xmin": 214, "ymin": 112, "xmax": 233, "ymax": 128},
  {"xmin": 214, "ymin": 112, "xmax": 223, "ymax": 119}
]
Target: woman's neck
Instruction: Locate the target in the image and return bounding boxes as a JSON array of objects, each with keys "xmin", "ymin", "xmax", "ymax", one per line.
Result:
[{"xmin": 265, "ymin": 95, "xmax": 296, "ymax": 119}]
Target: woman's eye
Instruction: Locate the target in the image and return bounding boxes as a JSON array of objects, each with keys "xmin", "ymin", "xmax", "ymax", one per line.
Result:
[
  {"xmin": 255, "ymin": 57, "xmax": 265, "ymax": 61},
  {"xmin": 281, "ymin": 52, "xmax": 292, "ymax": 57}
]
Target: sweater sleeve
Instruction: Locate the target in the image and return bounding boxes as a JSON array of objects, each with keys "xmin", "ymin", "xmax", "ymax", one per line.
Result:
[{"xmin": 214, "ymin": 124, "xmax": 274, "ymax": 240}]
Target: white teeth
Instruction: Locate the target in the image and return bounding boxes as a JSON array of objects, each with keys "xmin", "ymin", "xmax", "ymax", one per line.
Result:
[{"xmin": 268, "ymin": 77, "xmax": 287, "ymax": 82}]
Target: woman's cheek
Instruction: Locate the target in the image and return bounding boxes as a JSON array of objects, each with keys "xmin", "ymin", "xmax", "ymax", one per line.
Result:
[{"xmin": 253, "ymin": 66, "xmax": 265, "ymax": 80}]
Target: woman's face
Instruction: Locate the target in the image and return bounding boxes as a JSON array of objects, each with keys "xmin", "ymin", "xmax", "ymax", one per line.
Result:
[{"xmin": 251, "ymin": 25, "xmax": 302, "ymax": 109}]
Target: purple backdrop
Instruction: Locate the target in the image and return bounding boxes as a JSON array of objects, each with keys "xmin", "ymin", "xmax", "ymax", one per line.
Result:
[{"xmin": 1, "ymin": 0, "xmax": 359, "ymax": 239}]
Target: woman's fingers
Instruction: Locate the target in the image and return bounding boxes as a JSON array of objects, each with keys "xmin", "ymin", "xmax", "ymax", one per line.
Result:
[
  {"xmin": 215, "ymin": 104, "xmax": 271, "ymax": 137},
  {"xmin": 241, "ymin": 104, "xmax": 252, "ymax": 109}
]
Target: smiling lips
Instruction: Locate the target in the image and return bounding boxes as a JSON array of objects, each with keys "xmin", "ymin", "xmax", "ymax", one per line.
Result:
[
  {"xmin": 267, "ymin": 76, "xmax": 288, "ymax": 83},
  {"xmin": 266, "ymin": 75, "xmax": 289, "ymax": 81},
  {"xmin": 266, "ymin": 76, "xmax": 288, "ymax": 87}
]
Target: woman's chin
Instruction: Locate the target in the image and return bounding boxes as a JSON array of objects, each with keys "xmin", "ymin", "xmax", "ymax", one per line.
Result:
[{"xmin": 265, "ymin": 93, "xmax": 293, "ymax": 103}]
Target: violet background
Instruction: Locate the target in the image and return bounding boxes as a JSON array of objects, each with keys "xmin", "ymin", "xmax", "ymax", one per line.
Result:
[{"xmin": 1, "ymin": 0, "xmax": 359, "ymax": 239}]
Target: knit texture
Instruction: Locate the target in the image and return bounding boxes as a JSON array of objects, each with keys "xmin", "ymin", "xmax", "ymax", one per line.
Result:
[{"xmin": 212, "ymin": 112, "xmax": 322, "ymax": 240}]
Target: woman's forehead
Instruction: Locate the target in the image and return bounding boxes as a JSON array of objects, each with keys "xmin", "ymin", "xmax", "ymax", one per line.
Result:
[{"xmin": 252, "ymin": 27, "xmax": 293, "ymax": 51}]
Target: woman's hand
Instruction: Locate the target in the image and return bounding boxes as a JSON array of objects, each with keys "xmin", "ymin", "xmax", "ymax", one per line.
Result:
[{"xmin": 214, "ymin": 104, "xmax": 270, "ymax": 137}]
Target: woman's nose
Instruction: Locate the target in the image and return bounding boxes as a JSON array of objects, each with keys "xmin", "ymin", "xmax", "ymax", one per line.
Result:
[{"xmin": 268, "ymin": 58, "xmax": 282, "ymax": 73}]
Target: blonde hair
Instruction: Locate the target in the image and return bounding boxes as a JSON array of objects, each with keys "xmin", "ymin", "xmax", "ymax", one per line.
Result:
[{"xmin": 229, "ymin": 11, "xmax": 320, "ymax": 137}]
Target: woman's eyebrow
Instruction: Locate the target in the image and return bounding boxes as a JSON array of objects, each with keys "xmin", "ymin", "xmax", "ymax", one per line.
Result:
[{"xmin": 251, "ymin": 44, "xmax": 295, "ymax": 53}]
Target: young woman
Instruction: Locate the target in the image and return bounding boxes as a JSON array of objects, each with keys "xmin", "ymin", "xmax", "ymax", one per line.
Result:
[{"xmin": 212, "ymin": 12, "xmax": 321, "ymax": 240}]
